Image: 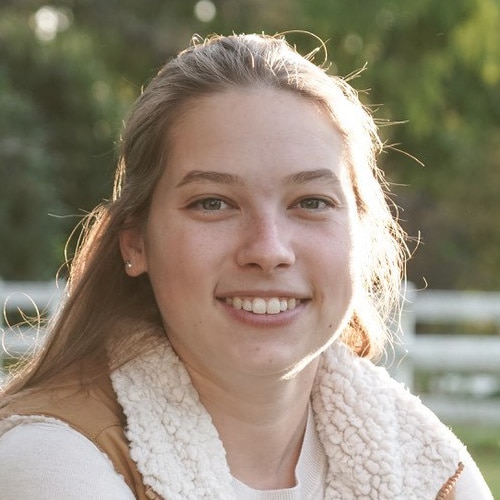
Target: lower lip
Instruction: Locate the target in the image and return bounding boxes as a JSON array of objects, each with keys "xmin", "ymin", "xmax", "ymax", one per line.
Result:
[{"xmin": 217, "ymin": 299, "xmax": 306, "ymax": 327}]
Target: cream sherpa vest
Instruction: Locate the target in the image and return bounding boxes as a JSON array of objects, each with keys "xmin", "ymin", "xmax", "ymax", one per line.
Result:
[
  {"xmin": 109, "ymin": 338, "xmax": 464, "ymax": 499},
  {"xmin": 1, "ymin": 338, "xmax": 463, "ymax": 499}
]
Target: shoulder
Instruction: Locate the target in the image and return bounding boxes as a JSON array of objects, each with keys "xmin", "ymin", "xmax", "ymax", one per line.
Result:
[
  {"xmin": 0, "ymin": 356, "xmax": 124, "ymax": 437},
  {"xmin": 453, "ymin": 448, "xmax": 494, "ymax": 499},
  {"xmin": 0, "ymin": 418, "xmax": 135, "ymax": 499},
  {"xmin": 0, "ymin": 361, "xmax": 144, "ymax": 496},
  {"xmin": 0, "ymin": 360, "xmax": 148, "ymax": 496}
]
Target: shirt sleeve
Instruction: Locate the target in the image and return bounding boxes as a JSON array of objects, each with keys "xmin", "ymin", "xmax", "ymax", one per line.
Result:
[
  {"xmin": 454, "ymin": 446, "xmax": 494, "ymax": 500},
  {"xmin": 0, "ymin": 419, "xmax": 136, "ymax": 500}
]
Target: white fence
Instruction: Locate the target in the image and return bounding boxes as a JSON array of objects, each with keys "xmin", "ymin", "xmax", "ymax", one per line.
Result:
[
  {"xmin": 389, "ymin": 285, "xmax": 500, "ymax": 425},
  {"xmin": 1, "ymin": 280, "xmax": 500, "ymax": 424}
]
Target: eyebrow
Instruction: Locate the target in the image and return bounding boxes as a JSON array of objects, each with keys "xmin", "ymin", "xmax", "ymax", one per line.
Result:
[
  {"xmin": 284, "ymin": 168, "xmax": 340, "ymax": 185},
  {"xmin": 175, "ymin": 168, "xmax": 340, "ymax": 188},
  {"xmin": 175, "ymin": 170, "xmax": 244, "ymax": 188}
]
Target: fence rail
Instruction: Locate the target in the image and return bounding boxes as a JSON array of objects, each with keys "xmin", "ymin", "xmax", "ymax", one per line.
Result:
[
  {"xmin": 1, "ymin": 280, "xmax": 500, "ymax": 424},
  {"xmin": 390, "ymin": 285, "xmax": 500, "ymax": 424}
]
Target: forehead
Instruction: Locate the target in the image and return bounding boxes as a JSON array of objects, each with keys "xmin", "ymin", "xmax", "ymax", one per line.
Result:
[{"xmin": 166, "ymin": 88, "xmax": 346, "ymax": 183}]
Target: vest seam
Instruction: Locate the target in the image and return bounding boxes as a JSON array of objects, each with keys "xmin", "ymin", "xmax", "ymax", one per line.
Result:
[{"xmin": 435, "ymin": 462, "xmax": 465, "ymax": 500}]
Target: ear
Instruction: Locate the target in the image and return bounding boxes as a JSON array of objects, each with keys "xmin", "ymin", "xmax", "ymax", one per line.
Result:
[{"xmin": 119, "ymin": 223, "xmax": 148, "ymax": 277}]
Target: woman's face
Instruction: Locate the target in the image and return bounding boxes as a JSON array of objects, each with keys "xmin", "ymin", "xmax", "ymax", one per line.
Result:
[{"xmin": 122, "ymin": 89, "xmax": 359, "ymax": 381}]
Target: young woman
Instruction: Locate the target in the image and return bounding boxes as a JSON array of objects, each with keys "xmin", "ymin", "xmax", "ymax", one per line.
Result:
[{"xmin": 0, "ymin": 33, "xmax": 493, "ymax": 499}]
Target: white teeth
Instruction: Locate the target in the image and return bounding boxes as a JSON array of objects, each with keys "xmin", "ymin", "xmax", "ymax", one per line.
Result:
[
  {"xmin": 224, "ymin": 296, "xmax": 300, "ymax": 314},
  {"xmin": 253, "ymin": 298, "xmax": 267, "ymax": 314},
  {"xmin": 242, "ymin": 299, "xmax": 253, "ymax": 311},
  {"xmin": 266, "ymin": 298, "xmax": 281, "ymax": 314}
]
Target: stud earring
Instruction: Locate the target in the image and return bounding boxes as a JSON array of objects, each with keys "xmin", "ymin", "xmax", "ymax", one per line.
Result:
[{"xmin": 125, "ymin": 260, "xmax": 132, "ymax": 269}]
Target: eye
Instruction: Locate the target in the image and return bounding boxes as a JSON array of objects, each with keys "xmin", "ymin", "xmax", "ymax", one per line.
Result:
[
  {"xmin": 189, "ymin": 197, "xmax": 230, "ymax": 211},
  {"xmin": 295, "ymin": 197, "xmax": 333, "ymax": 210}
]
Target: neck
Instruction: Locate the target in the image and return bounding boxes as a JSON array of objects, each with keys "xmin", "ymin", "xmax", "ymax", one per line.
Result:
[{"xmin": 186, "ymin": 359, "xmax": 319, "ymax": 490}]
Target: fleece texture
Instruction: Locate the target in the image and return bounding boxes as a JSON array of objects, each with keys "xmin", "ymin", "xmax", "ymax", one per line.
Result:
[{"xmin": 110, "ymin": 338, "xmax": 463, "ymax": 500}]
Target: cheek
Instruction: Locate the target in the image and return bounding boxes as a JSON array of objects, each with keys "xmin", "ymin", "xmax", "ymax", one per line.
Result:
[
  {"xmin": 307, "ymin": 228, "xmax": 355, "ymax": 297},
  {"xmin": 318, "ymin": 217, "xmax": 359, "ymax": 289},
  {"xmin": 146, "ymin": 224, "xmax": 220, "ymax": 289},
  {"xmin": 143, "ymin": 224, "xmax": 185, "ymax": 286}
]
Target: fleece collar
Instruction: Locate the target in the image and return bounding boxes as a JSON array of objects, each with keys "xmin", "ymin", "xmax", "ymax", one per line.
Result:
[{"xmin": 110, "ymin": 338, "xmax": 463, "ymax": 499}]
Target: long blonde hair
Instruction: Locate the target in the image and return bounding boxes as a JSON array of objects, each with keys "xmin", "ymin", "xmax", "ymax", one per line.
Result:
[{"xmin": 2, "ymin": 33, "xmax": 407, "ymax": 395}]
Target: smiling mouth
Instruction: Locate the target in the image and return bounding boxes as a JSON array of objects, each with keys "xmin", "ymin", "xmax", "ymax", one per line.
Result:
[{"xmin": 224, "ymin": 297, "xmax": 300, "ymax": 315}]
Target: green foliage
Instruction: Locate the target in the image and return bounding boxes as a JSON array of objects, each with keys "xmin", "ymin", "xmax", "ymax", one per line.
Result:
[
  {"xmin": 0, "ymin": 79, "xmax": 60, "ymax": 279},
  {"xmin": 0, "ymin": 0, "xmax": 499, "ymax": 290},
  {"xmin": 0, "ymin": 7, "xmax": 129, "ymax": 278},
  {"xmin": 297, "ymin": 0, "xmax": 500, "ymax": 290}
]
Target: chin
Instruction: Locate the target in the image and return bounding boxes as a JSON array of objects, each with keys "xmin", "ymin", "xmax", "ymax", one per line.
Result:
[{"xmin": 237, "ymin": 347, "xmax": 323, "ymax": 381}]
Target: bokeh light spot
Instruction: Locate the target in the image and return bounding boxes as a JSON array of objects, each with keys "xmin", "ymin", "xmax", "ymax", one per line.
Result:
[{"xmin": 194, "ymin": 0, "xmax": 216, "ymax": 23}]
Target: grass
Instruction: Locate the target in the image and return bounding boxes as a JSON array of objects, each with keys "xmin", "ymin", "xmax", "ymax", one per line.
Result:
[{"xmin": 450, "ymin": 423, "xmax": 500, "ymax": 497}]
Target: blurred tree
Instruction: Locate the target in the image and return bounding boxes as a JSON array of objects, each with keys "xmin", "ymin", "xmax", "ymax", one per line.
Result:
[
  {"xmin": 0, "ymin": 75, "xmax": 61, "ymax": 279},
  {"xmin": 0, "ymin": 7, "xmax": 129, "ymax": 279},
  {"xmin": 298, "ymin": 0, "xmax": 500, "ymax": 290},
  {"xmin": 0, "ymin": 0, "xmax": 499, "ymax": 290}
]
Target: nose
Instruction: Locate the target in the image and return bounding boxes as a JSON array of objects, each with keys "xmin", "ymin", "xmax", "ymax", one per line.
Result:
[{"xmin": 235, "ymin": 213, "xmax": 296, "ymax": 272}]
